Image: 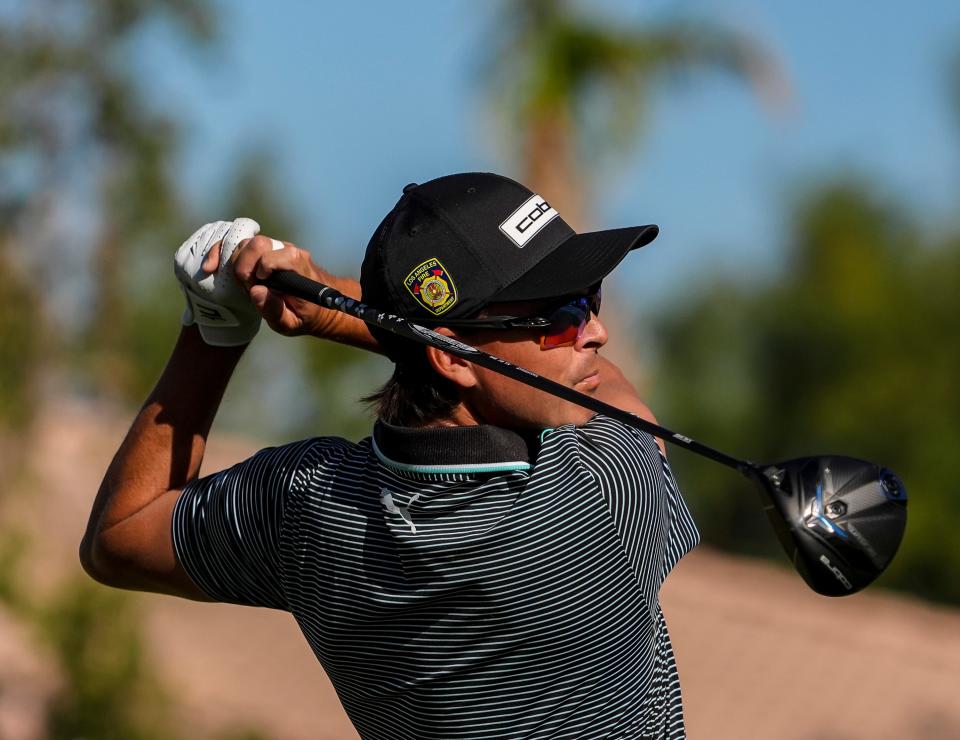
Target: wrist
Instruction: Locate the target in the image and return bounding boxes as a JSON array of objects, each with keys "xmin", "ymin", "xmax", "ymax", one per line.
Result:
[
  {"xmin": 157, "ymin": 325, "xmax": 248, "ymax": 400},
  {"xmin": 181, "ymin": 285, "xmax": 262, "ymax": 347},
  {"xmin": 178, "ymin": 323, "xmax": 250, "ymax": 358},
  {"xmin": 306, "ymin": 275, "xmax": 382, "ymax": 354}
]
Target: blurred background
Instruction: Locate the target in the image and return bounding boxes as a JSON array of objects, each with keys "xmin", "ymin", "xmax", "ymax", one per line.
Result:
[{"xmin": 2, "ymin": 0, "xmax": 959, "ymax": 738}]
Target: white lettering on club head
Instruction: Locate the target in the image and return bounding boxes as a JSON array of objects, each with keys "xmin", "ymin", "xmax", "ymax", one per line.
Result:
[
  {"xmin": 499, "ymin": 194, "xmax": 559, "ymax": 247},
  {"xmin": 819, "ymin": 554, "xmax": 853, "ymax": 590}
]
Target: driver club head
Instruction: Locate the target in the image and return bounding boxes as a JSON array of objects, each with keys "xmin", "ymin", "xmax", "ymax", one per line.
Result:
[{"xmin": 748, "ymin": 456, "xmax": 907, "ymax": 596}]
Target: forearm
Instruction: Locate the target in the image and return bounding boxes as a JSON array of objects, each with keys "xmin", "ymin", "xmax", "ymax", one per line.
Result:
[
  {"xmin": 596, "ymin": 355, "xmax": 666, "ymax": 455},
  {"xmin": 311, "ymin": 273, "xmax": 383, "ymax": 353},
  {"xmin": 84, "ymin": 325, "xmax": 245, "ymax": 539}
]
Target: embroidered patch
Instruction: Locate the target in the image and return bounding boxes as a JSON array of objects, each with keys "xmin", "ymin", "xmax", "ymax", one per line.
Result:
[{"xmin": 404, "ymin": 258, "xmax": 458, "ymax": 316}]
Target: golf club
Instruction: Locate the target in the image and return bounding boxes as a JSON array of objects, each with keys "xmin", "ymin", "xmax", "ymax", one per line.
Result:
[{"xmin": 262, "ymin": 269, "xmax": 908, "ymax": 597}]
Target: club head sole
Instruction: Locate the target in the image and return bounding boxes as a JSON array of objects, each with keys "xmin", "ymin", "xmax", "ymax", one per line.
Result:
[{"xmin": 749, "ymin": 456, "xmax": 907, "ymax": 596}]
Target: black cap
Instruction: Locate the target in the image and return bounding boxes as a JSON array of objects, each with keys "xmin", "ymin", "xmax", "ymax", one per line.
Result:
[{"xmin": 360, "ymin": 172, "xmax": 658, "ymax": 358}]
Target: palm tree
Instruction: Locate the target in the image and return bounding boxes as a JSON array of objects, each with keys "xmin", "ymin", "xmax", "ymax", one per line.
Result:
[
  {"xmin": 484, "ymin": 0, "xmax": 787, "ymax": 377},
  {"xmin": 486, "ymin": 0, "xmax": 787, "ymax": 229}
]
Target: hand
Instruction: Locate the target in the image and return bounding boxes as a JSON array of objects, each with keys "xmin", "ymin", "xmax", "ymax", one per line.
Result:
[
  {"xmin": 173, "ymin": 219, "xmax": 263, "ymax": 347},
  {"xmin": 230, "ymin": 235, "xmax": 342, "ymax": 338}
]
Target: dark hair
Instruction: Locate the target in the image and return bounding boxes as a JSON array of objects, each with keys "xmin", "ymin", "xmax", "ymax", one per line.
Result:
[
  {"xmin": 362, "ymin": 343, "xmax": 462, "ymax": 426},
  {"xmin": 362, "ymin": 302, "xmax": 510, "ymax": 426}
]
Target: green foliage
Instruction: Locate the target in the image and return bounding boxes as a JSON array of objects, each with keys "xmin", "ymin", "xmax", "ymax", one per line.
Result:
[
  {"xmin": 0, "ymin": 527, "xmax": 31, "ymax": 609},
  {"xmin": 652, "ymin": 176, "xmax": 960, "ymax": 602},
  {"xmin": 947, "ymin": 43, "xmax": 960, "ymax": 133},
  {"xmin": 0, "ymin": 528, "xmax": 272, "ymax": 739},
  {"xmin": 298, "ymin": 343, "xmax": 390, "ymax": 441},
  {"xmin": 0, "ymin": 0, "xmax": 215, "ymax": 404},
  {"xmin": 218, "ymin": 147, "xmax": 389, "ymax": 442},
  {"xmin": 0, "ymin": 245, "xmax": 42, "ymax": 430},
  {"xmin": 0, "ymin": 522, "xmax": 180, "ymax": 738},
  {"xmin": 220, "ymin": 148, "xmax": 305, "ymax": 243},
  {"xmin": 38, "ymin": 580, "xmax": 178, "ymax": 740}
]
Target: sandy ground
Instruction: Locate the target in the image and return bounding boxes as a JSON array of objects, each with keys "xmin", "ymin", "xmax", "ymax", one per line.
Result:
[{"xmin": 2, "ymin": 397, "xmax": 958, "ymax": 739}]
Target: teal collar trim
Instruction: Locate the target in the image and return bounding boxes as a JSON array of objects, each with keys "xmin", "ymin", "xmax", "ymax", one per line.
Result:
[
  {"xmin": 371, "ymin": 438, "xmax": 530, "ymax": 474},
  {"xmin": 371, "ymin": 419, "xmax": 537, "ymax": 475}
]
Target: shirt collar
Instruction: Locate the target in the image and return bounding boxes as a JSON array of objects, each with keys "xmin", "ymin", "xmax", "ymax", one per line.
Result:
[{"xmin": 372, "ymin": 420, "xmax": 537, "ymax": 475}]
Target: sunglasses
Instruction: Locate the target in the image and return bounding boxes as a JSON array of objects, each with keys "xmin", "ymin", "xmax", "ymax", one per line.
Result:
[{"xmin": 419, "ymin": 288, "xmax": 602, "ymax": 350}]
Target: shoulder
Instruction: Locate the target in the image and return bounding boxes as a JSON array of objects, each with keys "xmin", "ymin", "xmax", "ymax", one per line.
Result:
[
  {"xmin": 199, "ymin": 435, "xmax": 369, "ymax": 499},
  {"xmin": 540, "ymin": 414, "xmax": 663, "ymax": 472},
  {"xmin": 267, "ymin": 434, "xmax": 371, "ymax": 481}
]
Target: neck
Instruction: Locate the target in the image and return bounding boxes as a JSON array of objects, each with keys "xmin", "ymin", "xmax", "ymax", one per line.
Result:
[{"xmin": 422, "ymin": 402, "xmax": 482, "ymax": 429}]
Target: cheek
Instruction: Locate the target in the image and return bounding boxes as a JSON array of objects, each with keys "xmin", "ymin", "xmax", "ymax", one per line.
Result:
[
  {"xmin": 476, "ymin": 347, "xmax": 573, "ymax": 403},
  {"xmin": 483, "ymin": 341, "xmax": 575, "ymax": 386},
  {"xmin": 470, "ymin": 356, "xmax": 593, "ymax": 428}
]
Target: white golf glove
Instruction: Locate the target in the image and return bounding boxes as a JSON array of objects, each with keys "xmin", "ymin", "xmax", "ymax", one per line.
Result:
[{"xmin": 174, "ymin": 218, "xmax": 262, "ymax": 347}]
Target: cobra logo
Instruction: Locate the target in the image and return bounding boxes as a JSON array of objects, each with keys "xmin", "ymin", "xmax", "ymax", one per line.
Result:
[
  {"xmin": 499, "ymin": 194, "xmax": 559, "ymax": 247},
  {"xmin": 819, "ymin": 554, "xmax": 853, "ymax": 590}
]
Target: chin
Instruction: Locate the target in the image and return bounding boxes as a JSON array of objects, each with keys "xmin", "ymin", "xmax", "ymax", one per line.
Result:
[
  {"xmin": 493, "ymin": 403, "xmax": 594, "ymax": 432},
  {"xmin": 553, "ymin": 408, "xmax": 596, "ymax": 429}
]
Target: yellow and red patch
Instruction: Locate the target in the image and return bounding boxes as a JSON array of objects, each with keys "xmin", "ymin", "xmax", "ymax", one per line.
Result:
[{"xmin": 404, "ymin": 258, "xmax": 458, "ymax": 316}]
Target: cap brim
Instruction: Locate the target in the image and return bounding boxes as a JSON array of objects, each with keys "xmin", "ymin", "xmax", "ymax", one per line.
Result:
[{"xmin": 492, "ymin": 224, "xmax": 658, "ymax": 302}]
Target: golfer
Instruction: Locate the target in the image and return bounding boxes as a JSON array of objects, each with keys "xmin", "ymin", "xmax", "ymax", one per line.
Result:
[{"xmin": 81, "ymin": 172, "xmax": 700, "ymax": 739}]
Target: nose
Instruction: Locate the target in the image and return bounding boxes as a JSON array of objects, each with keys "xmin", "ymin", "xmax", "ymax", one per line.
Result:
[{"xmin": 578, "ymin": 312, "xmax": 608, "ymax": 351}]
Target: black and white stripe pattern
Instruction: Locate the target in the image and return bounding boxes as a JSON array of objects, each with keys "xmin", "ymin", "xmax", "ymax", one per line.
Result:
[{"xmin": 173, "ymin": 414, "xmax": 700, "ymax": 739}]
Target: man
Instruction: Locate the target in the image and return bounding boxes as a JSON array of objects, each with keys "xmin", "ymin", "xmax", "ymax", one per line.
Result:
[{"xmin": 81, "ymin": 172, "xmax": 700, "ymax": 739}]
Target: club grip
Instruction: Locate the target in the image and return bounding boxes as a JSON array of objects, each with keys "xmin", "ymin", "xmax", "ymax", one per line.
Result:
[{"xmin": 262, "ymin": 270, "xmax": 336, "ymax": 303}]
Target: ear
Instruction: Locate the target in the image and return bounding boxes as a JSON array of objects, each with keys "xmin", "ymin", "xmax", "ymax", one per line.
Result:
[{"xmin": 425, "ymin": 328, "xmax": 481, "ymax": 389}]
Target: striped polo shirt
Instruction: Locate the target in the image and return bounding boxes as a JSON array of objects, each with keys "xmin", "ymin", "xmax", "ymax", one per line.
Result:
[{"xmin": 172, "ymin": 413, "xmax": 700, "ymax": 739}]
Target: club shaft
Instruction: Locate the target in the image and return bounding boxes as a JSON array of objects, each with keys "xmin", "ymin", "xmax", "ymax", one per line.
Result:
[{"xmin": 264, "ymin": 270, "xmax": 756, "ymax": 475}]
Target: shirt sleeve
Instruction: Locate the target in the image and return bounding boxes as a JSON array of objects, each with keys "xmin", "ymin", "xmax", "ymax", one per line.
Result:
[
  {"xmin": 575, "ymin": 414, "xmax": 700, "ymax": 606},
  {"xmin": 171, "ymin": 439, "xmax": 315, "ymax": 609}
]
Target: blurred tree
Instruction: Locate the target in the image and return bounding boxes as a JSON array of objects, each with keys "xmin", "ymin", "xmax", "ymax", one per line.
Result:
[
  {"xmin": 484, "ymin": 0, "xmax": 787, "ymax": 382},
  {"xmin": 0, "ymin": 0, "xmax": 215, "ymax": 402},
  {"xmin": 0, "ymin": 533, "xmax": 180, "ymax": 739},
  {"xmin": 0, "ymin": 241, "xmax": 42, "ymax": 434},
  {"xmin": 0, "ymin": 528, "xmax": 30, "ymax": 607},
  {"xmin": 653, "ymin": 176, "xmax": 960, "ymax": 602},
  {"xmin": 39, "ymin": 580, "xmax": 179, "ymax": 740},
  {"xmin": 0, "ymin": 4, "xmax": 281, "ymax": 738},
  {"xmin": 218, "ymin": 147, "xmax": 387, "ymax": 442},
  {"xmin": 224, "ymin": 149, "xmax": 306, "ymax": 246},
  {"xmin": 947, "ymin": 42, "xmax": 960, "ymax": 134},
  {"xmin": 0, "ymin": 540, "xmax": 271, "ymax": 739},
  {"xmin": 485, "ymin": 0, "xmax": 787, "ymax": 228}
]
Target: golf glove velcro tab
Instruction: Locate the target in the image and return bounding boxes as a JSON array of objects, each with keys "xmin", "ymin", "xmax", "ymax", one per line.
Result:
[{"xmin": 174, "ymin": 218, "xmax": 262, "ymax": 346}]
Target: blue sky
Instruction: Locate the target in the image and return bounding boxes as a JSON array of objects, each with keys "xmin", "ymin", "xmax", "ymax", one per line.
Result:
[{"xmin": 139, "ymin": 0, "xmax": 960, "ymax": 310}]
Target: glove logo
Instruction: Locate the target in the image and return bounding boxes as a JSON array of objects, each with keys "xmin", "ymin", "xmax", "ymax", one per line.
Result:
[
  {"xmin": 175, "ymin": 218, "xmax": 261, "ymax": 345},
  {"xmin": 197, "ymin": 305, "xmax": 225, "ymax": 322},
  {"xmin": 404, "ymin": 258, "xmax": 458, "ymax": 316}
]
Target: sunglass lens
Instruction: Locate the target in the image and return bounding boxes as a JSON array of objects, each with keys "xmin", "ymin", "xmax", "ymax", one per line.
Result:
[{"xmin": 540, "ymin": 302, "xmax": 588, "ymax": 348}]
